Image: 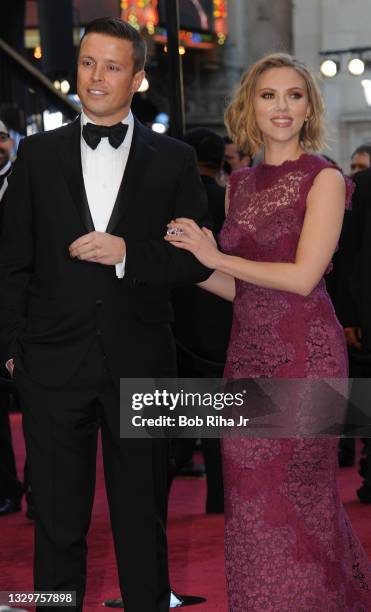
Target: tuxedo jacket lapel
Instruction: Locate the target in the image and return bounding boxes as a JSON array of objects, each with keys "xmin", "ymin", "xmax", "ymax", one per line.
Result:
[
  {"xmin": 57, "ymin": 118, "xmax": 95, "ymax": 233},
  {"xmin": 106, "ymin": 118, "xmax": 155, "ymax": 234}
]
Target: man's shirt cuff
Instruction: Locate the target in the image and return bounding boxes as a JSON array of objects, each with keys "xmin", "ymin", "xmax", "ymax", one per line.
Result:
[{"xmin": 115, "ymin": 256, "xmax": 126, "ymax": 279}]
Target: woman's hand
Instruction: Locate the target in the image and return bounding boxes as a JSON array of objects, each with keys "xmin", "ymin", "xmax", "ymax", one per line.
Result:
[{"xmin": 165, "ymin": 218, "xmax": 221, "ymax": 269}]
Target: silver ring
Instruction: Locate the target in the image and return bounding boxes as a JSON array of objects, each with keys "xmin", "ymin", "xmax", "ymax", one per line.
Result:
[{"xmin": 167, "ymin": 227, "xmax": 184, "ymax": 237}]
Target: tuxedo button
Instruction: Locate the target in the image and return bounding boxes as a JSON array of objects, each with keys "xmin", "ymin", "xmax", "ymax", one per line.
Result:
[{"xmin": 95, "ymin": 299, "xmax": 104, "ymax": 306}]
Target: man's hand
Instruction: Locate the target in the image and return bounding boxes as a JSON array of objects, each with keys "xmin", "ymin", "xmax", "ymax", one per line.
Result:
[
  {"xmin": 69, "ymin": 232, "xmax": 126, "ymax": 265},
  {"xmin": 344, "ymin": 327, "xmax": 362, "ymax": 350},
  {"xmin": 6, "ymin": 358, "xmax": 14, "ymax": 377}
]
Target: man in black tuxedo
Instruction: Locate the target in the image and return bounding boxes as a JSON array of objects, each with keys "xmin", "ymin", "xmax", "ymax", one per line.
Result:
[
  {"xmin": 331, "ymin": 167, "xmax": 371, "ymax": 498},
  {"xmin": 346, "ymin": 168, "xmax": 371, "ymax": 502},
  {"xmin": 170, "ymin": 129, "xmax": 232, "ymax": 513},
  {"xmin": 342, "ymin": 167, "xmax": 371, "ymax": 352},
  {"xmin": 0, "ymin": 119, "xmax": 25, "ymax": 517},
  {"xmin": 0, "ymin": 18, "xmax": 210, "ymax": 612}
]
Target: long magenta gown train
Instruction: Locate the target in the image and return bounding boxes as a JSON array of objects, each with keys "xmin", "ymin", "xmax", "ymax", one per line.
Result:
[{"xmin": 219, "ymin": 154, "xmax": 371, "ymax": 611}]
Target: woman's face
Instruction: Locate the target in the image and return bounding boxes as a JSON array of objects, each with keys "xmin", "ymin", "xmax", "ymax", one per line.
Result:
[{"xmin": 253, "ymin": 67, "xmax": 310, "ymax": 147}]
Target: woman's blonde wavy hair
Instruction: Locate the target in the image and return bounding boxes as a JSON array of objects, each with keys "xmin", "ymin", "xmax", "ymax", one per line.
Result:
[{"xmin": 224, "ymin": 53, "xmax": 326, "ymax": 157}]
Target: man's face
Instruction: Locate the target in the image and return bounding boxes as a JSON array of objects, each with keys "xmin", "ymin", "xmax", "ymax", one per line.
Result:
[
  {"xmin": 77, "ymin": 33, "xmax": 145, "ymax": 125},
  {"xmin": 350, "ymin": 152, "xmax": 371, "ymax": 176},
  {"xmin": 0, "ymin": 131, "xmax": 14, "ymax": 170},
  {"xmin": 224, "ymin": 143, "xmax": 251, "ymax": 173}
]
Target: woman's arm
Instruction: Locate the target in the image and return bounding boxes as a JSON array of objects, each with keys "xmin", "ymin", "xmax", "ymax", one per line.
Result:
[
  {"xmin": 198, "ymin": 270, "xmax": 236, "ymax": 302},
  {"xmin": 165, "ymin": 168, "xmax": 345, "ymax": 297}
]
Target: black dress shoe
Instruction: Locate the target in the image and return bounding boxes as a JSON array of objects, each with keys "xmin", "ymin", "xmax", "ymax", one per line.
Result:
[
  {"xmin": 103, "ymin": 590, "xmax": 206, "ymax": 608},
  {"xmin": 0, "ymin": 496, "xmax": 22, "ymax": 516},
  {"xmin": 357, "ymin": 484, "xmax": 371, "ymax": 503},
  {"xmin": 172, "ymin": 593, "xmax": 206, "ymax": 606}
]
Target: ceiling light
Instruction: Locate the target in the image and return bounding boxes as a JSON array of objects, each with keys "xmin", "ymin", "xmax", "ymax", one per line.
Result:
[
  {"xmin": 320, "ymin": 59, "xmax": 338, "ymax": 78},
  {"xmin": 60, "ymin": 80, "xmax": 70, "ymax": 94},
  {"xmin": 348, "ymin": 57, "xmax": 365, "ymax": 76},
  {"xmin": 152, "ymin": 122, "xmax": 166, "ymax": 134}
]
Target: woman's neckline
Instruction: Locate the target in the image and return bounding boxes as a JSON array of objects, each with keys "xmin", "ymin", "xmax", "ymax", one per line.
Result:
[{"xmin": 260, "ymin": 152, "xmax": 311, "ymax": 169}]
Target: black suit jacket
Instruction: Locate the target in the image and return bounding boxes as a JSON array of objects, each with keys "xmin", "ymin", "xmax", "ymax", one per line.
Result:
[
  {"xmin": 172, "ymin": 175, "xmax": 232, "ymax": 370},
  {"xmin": 0, "ymin": 117, "xmax": 211, "ymax": 387},
  {"xmin": 331, "ymin": 168, "xmax": 371, "ymax": 352}
]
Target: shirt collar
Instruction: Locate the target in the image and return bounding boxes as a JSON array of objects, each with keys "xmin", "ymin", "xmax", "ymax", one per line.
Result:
[
  {"xmin": 80, "ymin": 110, "xmax": 134, "ymax": 147},
  {"xmin": 0, "ymin": 160, "xmax": 11, "ymax": 177}
]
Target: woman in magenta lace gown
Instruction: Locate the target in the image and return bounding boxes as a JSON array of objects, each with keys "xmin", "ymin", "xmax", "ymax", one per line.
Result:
[{"xmin": 166, "ymin": 53, "xmax": 371, "ymax": 610}]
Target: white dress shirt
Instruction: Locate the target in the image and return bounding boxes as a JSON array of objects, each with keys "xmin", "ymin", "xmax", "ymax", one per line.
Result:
[
  {"xmin": 80, "ymin": 110, "xmax": 134, "ymax": 278},
  {"xmin": 0, "ymin": 159, "xmax": 12, "ymax": 202}
]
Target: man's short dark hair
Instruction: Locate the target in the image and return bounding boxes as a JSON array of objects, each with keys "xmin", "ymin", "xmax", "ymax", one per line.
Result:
[
  {"xmin": 223, "ymin": 136, "xmax": 249, "ymax": 160},
  {"xmin": 183, "ymin": 128, "xmax": 225, "ymax": 170},
  {"xmin": 79, "ymin": 17, "xmax": 146, "ymax": 73},
  {"xmin": 351, "ymin": 144, "xmax": 371, "ymax": 160}
]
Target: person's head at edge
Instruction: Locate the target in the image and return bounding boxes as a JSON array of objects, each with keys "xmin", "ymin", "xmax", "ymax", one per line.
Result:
[
  {"xmin": 223, "ymin": 137, "xmax": 251, "ymax": 174},
  {"xmin": 350, "ymin": 144, "xmax": 371, "ymax": 177},
  {"xmin": 77, "ymin": 17, "xmax": 146, "ymax": 126},
  {"xmin": 183, "ymin": 128, "xmax": 225, "ymax": 178},
  {"xmin": 224, "ymin": 53, "xmax": 325, "ymax": 162},
  {"xmin": 0, "ymin": 120, "xmax": 14, "ymax": 171}
]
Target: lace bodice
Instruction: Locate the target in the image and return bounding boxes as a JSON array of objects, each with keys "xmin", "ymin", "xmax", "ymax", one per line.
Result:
[{"xmin": 219, "ymin": 153, "xmax": 353, "ymax": 379}]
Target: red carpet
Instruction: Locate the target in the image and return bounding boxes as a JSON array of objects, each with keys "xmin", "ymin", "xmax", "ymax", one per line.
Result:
[{"xmin": 1, "ymin": 414, "xmax": 370, "ymax": 611}]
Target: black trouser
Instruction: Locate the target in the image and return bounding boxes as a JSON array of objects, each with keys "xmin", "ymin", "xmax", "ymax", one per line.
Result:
[
  {"xmin": 0, "ymin": 390, "xmax": 23, "ymax": 500},
  {"xmin": 16, "ymin": 341, "xmax": 170, "ymax": 612},
  {"xmin": 347, "ymin": 370, "xmax": 371, "ymax": 489},
  {"xmin": 168, "ymin": 346, "xmax": 225, "ymax": 511},
  {"xmin": 202, "ymin": 438, "xmax": 224, "ymax": 512},
  {"xmin": 168, "ymin": 437, "xmax": 224, "ymax": 512},
  {"xmin": 339, "ymin": 354, "xmax": 371, "ymax": 465}
]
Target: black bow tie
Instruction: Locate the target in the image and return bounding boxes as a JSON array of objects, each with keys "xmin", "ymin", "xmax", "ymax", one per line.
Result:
[{"xmin": 82, "ymin": 121, "xmax": 128, "ymax": 150}]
